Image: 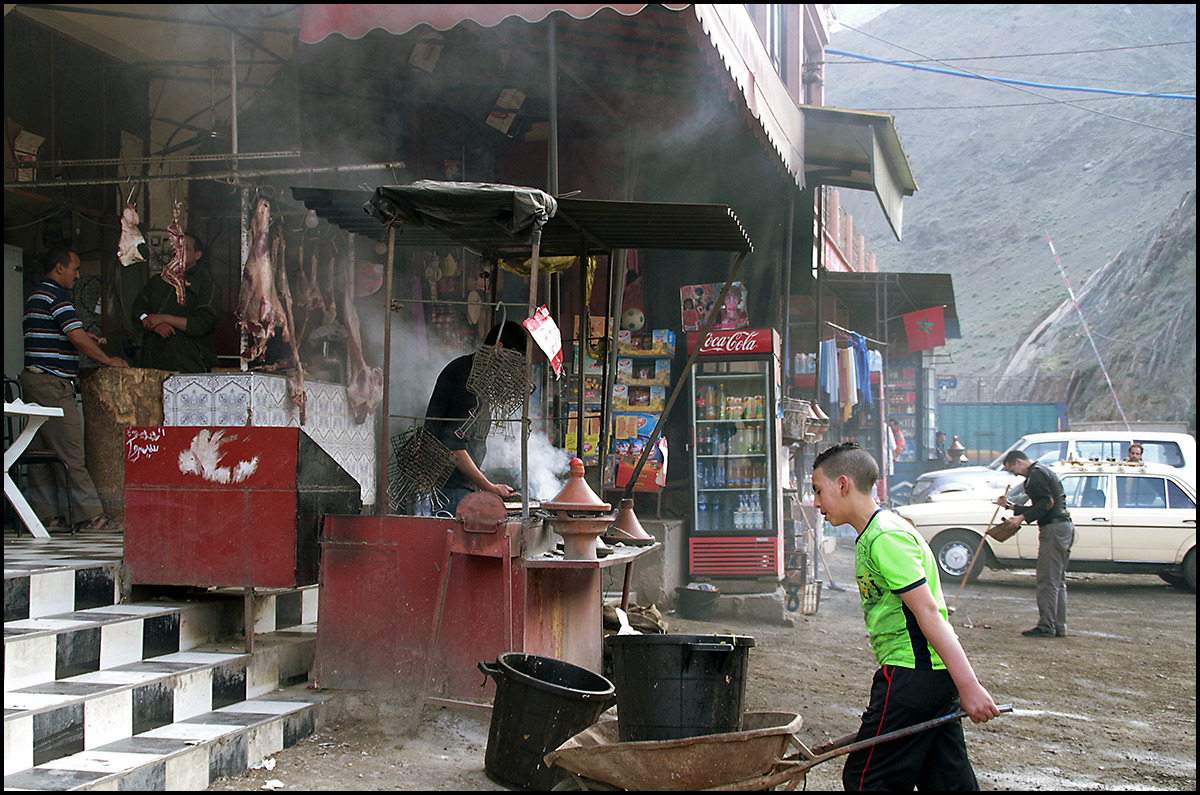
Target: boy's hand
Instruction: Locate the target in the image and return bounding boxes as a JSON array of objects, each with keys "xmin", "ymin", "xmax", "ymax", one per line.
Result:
[{"xmin": 958, "ymin": 681, "xmax": 1002, "ymax": 723}]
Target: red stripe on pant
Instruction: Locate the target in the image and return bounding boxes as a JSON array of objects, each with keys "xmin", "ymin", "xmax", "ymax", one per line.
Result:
[{"xmin": 857, "ymin": 664, "xmax": 895, "ymax": 791}]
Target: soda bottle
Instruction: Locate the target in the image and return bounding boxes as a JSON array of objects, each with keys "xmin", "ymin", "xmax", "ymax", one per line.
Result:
[
  {"xmin": 695, "ymin": 388, "xmax": 706, "ymax": 422},
  {"xmin": 697, "ymin": 492, "xmax": 708, "ymax": 532},
  {"xmin": 705, "ymin": 384, "xmax": 718, "ymax": 420},
  {"xmin": 715, "ymin": 384, "xmax": 726, "ymax": 419}
]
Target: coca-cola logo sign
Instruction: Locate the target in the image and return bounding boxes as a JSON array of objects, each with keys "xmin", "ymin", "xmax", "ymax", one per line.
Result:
[{"xmin": 688, "ymin": 329, "xmax": 774, "ymax": 355}]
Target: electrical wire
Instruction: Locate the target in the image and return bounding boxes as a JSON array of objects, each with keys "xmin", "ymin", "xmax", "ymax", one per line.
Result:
[
  {"xmin": 831, "ymin": 23, "xmax": 1197, "ymax": 138},
  {"xmin": 826, "ymin": 48, "xmax": 1195, "ymax": 100}
]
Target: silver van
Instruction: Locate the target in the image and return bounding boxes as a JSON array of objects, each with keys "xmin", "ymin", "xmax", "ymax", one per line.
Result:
[{"xmin": 907, "ymin": 431, "xmax": 1196, "ymax": 503}]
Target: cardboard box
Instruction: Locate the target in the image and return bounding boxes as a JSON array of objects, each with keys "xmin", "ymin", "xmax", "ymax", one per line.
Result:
[{"xmin": 617, "ymin": 329, "xmax": 677, "ymax": 357}]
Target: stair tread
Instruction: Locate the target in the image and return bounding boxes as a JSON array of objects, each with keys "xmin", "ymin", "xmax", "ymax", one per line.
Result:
[{"xmin": 3, "ymin": 684, "xmax": 331, "ymax": 790}]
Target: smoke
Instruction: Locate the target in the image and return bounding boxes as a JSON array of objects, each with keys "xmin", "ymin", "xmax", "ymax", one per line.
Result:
[{"xmin": 484, "ymin": 428, "xmax": 572, "ymax": 501}]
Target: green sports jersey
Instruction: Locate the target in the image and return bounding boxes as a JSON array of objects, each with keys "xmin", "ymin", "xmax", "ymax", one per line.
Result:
[{"xmin": 854, "ymin": 509, "xmax": 954, "ymax": 669}]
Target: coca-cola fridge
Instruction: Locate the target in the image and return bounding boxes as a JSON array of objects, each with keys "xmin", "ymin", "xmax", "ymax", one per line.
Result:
[{"xmin": 686, "ymin": 328, "xmax": 785, "ymax": 579}]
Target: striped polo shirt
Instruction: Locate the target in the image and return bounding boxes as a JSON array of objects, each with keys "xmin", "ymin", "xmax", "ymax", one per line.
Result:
[{"xmin": 24, "ymin": 278, "xmax": 83, "ymax": 378}]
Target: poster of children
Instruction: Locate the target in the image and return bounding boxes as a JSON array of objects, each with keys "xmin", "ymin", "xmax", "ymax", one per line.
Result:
[{"xmin": 680, "ymin": 282, "xmax": 748, "ymax": 332}]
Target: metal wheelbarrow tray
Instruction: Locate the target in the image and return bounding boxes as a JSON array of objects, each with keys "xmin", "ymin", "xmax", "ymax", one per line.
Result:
[
  {"xmin": 544, "ymin": 711, "xmax": 806, "ymax": 791},
  {"xmin": 545, "ymin": 705, "xmax": 1012, "ymax": 790}
]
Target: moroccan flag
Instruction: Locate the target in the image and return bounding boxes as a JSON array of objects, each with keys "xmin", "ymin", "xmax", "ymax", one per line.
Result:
[{"xmin": 903, "ymin": 306, "xmax": 946, "ymax": 353}]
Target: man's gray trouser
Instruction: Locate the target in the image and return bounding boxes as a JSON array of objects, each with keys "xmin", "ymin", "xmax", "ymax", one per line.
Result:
[{"xmin": 1036, "ymin": 520, "xmax": 1075, "ymax": 633}]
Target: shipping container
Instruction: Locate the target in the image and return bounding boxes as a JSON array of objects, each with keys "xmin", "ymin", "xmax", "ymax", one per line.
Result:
[{"xmin": 937, "ymin": 402, "xmax": 1068, "ymax": 465}]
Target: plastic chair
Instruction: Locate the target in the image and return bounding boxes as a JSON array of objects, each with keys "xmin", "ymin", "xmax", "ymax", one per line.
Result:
[{"xmin": 4, "ymin": 376, "xmax": 75, "ymax": 532}]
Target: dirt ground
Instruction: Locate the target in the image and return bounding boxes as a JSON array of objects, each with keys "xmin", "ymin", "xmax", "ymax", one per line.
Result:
[{"xmin": 209, "ymin": 540, "xmax": 1196, "ymax": 791}]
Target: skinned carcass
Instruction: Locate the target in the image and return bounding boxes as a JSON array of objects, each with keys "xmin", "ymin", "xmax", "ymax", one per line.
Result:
[
  {"xmin": 339, "ymin": 245, "xmax": 383, "ymax": 424},
  {"xmin": 236, "ymin": 197, "xmax": 308, "ymax": 423},
  {"xmin": 117, "ymin": 203, "xmax": 146, "ymax": 266},
  {"xmin": 160, "ymin": 203, "xmax": 189, "ymax": 303}
]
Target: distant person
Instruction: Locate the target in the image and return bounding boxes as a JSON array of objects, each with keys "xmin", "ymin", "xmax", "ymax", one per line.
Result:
[
  {"xmin": 130, "ymin": 231, "xmax": 219, "ymax": 373},
  {"xmin": 995, "ymin": 450, "xmax": 1075, "ymax": 638},
  {"xmin": 934, "ymin": 430, "xmax": 947, "ymax": 462},
  {"xmin": 885, "ymin": 419, "xmax": 905, "ymax": 475},
  {"xmin": 1125, "ymin": 443, "xmax": 1143, "ymax": 463},
  {"xmin": 22, "ymin": 248, "xmax": 129, "ymax": 532},
  {"xmin": 811, "ymin": 442, "xmax": 1000, "ymax": 790}
]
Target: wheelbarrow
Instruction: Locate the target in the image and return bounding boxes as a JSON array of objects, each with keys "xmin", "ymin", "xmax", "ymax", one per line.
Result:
[{"xmin": 544, "ymin": 705, "xmax": 1013, "ymax": 790}]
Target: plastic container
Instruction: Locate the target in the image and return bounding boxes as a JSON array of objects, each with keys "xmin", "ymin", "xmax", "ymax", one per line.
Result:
[
  {"xmin": 605, "ymin": 633, "xmax": 755, "ymax": 741},
  {"xmin": 675, "ymin": 584, "xmax": 721, "ymax": 620},
  {"xmin": 478, "ymin": 652, "xmax": 616, "ymax": 790}
]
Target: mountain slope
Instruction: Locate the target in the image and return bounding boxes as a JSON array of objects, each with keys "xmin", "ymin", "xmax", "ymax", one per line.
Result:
[
  {"xmin": 825, "ymin": 4, "xmax": 1197, "ymax": 386},
  {"xmin": 997, "ymin": 190, "xmax": 1195, "ymax": 429}
]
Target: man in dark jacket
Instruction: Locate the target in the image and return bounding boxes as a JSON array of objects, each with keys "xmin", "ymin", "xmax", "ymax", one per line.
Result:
[{"xmin": 996, "ymin": 450, "xmax": 1075, "ymax": 638}]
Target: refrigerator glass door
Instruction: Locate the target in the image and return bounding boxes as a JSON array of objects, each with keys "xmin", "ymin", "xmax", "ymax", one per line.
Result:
[{"xmin": 692, "ymin": 360, "xmax": 774, "ymax": 535}]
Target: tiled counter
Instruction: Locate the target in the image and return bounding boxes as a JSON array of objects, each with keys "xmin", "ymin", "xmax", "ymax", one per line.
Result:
[{"xmin": 162, "ymin": 372, "xmax": 376, "ymax": 505}]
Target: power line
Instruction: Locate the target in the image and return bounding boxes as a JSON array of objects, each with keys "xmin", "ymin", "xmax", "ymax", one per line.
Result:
[
  {"xmin": 828, "ymin": 39, "xmax": 1195, "ymax": 64},
  {"xmin": 826, "ymin": 48, "xmax": 1196, "ymax": 100},
  {"xmin": 830, "ymin": 23, "xmax": 1197, "ymax": 138}
]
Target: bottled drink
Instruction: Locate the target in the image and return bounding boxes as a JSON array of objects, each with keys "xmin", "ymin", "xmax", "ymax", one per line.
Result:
[
  {"xmin": 715, "ymin": 384, "xmax": 726, "ymax": 419},
  {"xmin": 697, "ymin": 492, "xmax": 708, "ymax": 532},
  {"xmin": 695, "ymin": 389, "xmax": 706, "ymax": 422},
  {"xmin": 705, "ymin": 384, "xmax": 718, "ymax": 420},
  {"xmin": 752, "ymin": 493, "xmax": 763, "ymax": 527},
  {"xmin": 733, "ymin": 496, "xmax": 744, "ymax": 530}
]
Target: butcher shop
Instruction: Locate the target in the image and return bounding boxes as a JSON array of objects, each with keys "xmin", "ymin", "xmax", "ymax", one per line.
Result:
[{"xmin": 4, "ymin": 5, "xmax": 935, "ymax": 788}]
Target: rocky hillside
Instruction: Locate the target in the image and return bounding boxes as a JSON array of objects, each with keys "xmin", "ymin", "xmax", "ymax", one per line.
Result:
[
  {"xmin": 996, "ymin": 190, "xmax": 1195, "ymax": 430},
  {"xmin": 825, "ymin": 3, "xmax": 1196, "ymax": 423}
]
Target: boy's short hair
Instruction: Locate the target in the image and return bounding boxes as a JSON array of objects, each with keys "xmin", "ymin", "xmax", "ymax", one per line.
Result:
[
  {"xmin": 1002, "ymin": 450, "xmax": 1031, "ymax": 466},
  {"xmin": 813, "ymin": 442, "xmax": 878, "ymax": 493}
]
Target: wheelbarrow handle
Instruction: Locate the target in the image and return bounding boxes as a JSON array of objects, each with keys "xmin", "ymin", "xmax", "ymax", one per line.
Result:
[{"xmin": 805, "ymin": 704, "xmax": 1013, "ymax": 760}]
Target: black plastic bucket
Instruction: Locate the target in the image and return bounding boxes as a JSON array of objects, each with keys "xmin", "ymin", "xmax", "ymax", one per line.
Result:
[
  {"xmin": 675, "ymin": 585, "xmax": 721, "ymax": 620},
  {"xmin": 605, "ymin": 633, "xmax": 755, "ymax": 742},
  {"xmin": 478, "ymin": 652, "xmax": 616, "ymax": 790}
]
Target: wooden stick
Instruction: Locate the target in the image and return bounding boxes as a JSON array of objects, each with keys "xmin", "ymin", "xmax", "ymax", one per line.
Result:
[{"xmin": 950, "ymin": 504, "xmax": 1001, "ymax": 611}]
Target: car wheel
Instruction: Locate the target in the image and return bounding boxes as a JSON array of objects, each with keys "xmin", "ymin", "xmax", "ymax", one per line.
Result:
[
  {"xmin": 930, "ymin": 529, "xmax": 987, "ymax": 585},
  {"xmin": 1183, "ymin": 548, "xmax": 1196, "ymax": 593}
]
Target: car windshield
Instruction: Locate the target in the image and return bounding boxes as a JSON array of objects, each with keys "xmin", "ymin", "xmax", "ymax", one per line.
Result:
[{"xmin": 987, "ymin": 439, "xmax": 1068, "ymax": 470}]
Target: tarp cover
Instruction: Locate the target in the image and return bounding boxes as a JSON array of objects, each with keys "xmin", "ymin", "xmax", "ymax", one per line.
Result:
[{"xmin": 364, "ymin": 180, "xmax": 558, "ymax": 246}]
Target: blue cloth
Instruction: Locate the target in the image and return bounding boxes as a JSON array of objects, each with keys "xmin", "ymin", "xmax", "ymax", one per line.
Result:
[{"xmin": 850, "ymin": 332, "xmax": 872, "ymax": 405}]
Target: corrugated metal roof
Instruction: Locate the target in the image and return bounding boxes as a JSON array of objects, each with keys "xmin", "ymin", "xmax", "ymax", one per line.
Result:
[
  {"xmin": 821, "ymin": 270, "xmax": 960, "ymax": 340},
  {"xmin": 290, "ymin": 186, "xmax": 754, "ymax": 256}
]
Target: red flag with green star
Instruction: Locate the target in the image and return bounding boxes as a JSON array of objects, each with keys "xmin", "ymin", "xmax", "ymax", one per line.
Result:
[{"xmin": 903, "ymin": 306, "xmax": 946, "ymax": 353}]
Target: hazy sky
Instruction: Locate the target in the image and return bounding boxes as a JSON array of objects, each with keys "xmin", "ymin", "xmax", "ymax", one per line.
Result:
[{"xmin": 830, "ymin": 4, "xmax": 900, "ymax": 27}]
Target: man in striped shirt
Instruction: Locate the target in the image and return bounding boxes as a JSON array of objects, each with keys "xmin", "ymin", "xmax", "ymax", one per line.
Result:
[{"xmin": 20, "ymin": 248, "xmax": 128, "ymax": 532}]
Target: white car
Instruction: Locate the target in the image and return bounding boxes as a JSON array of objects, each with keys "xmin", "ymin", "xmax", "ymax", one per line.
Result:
[
  {"xmin": 906, "ymin": 431, "xmax": 1196, "ymax": 503},
  {"xmin": 896, "ymin": 461, "xmax": 1197, "ymax": 591}
]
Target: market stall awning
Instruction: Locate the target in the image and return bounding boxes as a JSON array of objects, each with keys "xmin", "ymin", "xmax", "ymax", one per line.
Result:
[
  {"xmin": 820, "ymin": 271, "xmax": 960, "ymax": 341},
  {"xmin": 801, "ymin": 105, "xmax": 917, "ymax": 241},
  {"xmin": 298, "ymin": 4, "xmax": 805, "ymax": 187},
  {"xmin": 291, "ymin": 186, "xmax": 754, "ymax": 257}
]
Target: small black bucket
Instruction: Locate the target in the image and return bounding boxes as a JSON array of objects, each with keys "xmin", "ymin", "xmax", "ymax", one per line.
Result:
[
  {"xmin": 605, "ymin": 633, "xmax": 755, "ymax": 742},
  {"xmin": 675, "ymin": 585, "xmax": 721, "ymax": 620},
  {"xmin": 478, "ymin": 652, "xmax": 616, "ymax": 790}
]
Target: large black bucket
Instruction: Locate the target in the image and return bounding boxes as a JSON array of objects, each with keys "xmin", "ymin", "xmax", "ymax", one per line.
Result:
[
  {"xmin": 605, "ymin": 633, "xmax": 755, "ymax": 742},
  {"xmin": 478, "ymin": 652, "xmax": 616, "ymax": 790}
]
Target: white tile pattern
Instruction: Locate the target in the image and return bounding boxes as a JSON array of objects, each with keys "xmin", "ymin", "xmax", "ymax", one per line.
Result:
[{"xmin": 162, "ymin": 372, "xmax": 377, "ymax": 504}]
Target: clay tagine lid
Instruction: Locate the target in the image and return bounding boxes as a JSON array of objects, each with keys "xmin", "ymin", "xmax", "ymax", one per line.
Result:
[
  {"xmin": 542, "ymin": 458, "xmax": 611, "ymax": 513},
  {"xmin": 606, "ymin": 497, "xmax": 655, "ymax": 543}
]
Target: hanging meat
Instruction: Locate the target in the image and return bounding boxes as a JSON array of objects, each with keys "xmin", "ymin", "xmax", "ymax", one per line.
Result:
[
  {"xmin": 117, "ymin": 203, "xmax": 146, "ymax": 266},
  {"xmin": 236, "ymin": 197, "xmax": 285, "ymax": 363},
  {"xmin": 339, "ymin": 244, "xmax": 383, "ymax": 425},
  {"xmin": 160, "ymin": 202, "xmax": 188, "ymax": 304},
  {"xmin": 236, "ymin": 196, "xmax": 308, "ymax": 423}
]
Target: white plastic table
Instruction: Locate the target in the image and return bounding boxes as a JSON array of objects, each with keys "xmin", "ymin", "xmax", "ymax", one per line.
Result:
[{"xmin": 4, "ymin": 398, "xmax": 65, "ymax": 540}]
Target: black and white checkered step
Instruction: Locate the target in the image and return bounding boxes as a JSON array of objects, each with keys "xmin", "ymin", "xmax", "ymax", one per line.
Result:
[
  {"xmin": 3, "ymin": 681, "xmax": 331, "ymax": 790},
  {"xmin": 5, "ymin": 534, "xmax": 330, "ymax": 790},
  {"xmin": 5, "ymin": 587, "xmax": 319, "ymax": 691},
  {"xmin": 4, "ymin": 538, "xmax": 124, "ymax": 622},
  {"xmin": 4, "ymin": 624, "xmax": 318, "ymax": 777}
]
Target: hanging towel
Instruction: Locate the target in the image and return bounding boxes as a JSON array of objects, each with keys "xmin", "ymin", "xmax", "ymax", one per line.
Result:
[
  {"xmin": 839, "ymin": 345, "xmax": 857, "ymax": 421},
  {"xmin": 850, "ymin": 332, "xmax": 872, "ymax": 405},
  {"xmin": 819, "ymin": 338, "xmax": 838, "ymax": 412}
]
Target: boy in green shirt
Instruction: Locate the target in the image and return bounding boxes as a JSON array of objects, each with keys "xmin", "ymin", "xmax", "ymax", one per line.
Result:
[{"xmin": 812, "ymin": 442, "xmax": 1000, "ymax": 790}]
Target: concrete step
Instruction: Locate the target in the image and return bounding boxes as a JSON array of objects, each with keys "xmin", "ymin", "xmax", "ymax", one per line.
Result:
[
  {"xmin": 4, "ymin": 624, "xmax": 318, "ymax": 777},
  {"xmin": 5, "ymin": 533, "xmax": 328, "ymax": 790},
  {"xmin": 3, "ymin": 681, "xmax": 332, "ymax": 790}
]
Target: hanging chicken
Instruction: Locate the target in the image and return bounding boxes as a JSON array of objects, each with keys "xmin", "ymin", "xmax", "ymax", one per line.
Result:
[{"xmin": 117, "ymin": 203, "xmax": 146, "ymax": 266}]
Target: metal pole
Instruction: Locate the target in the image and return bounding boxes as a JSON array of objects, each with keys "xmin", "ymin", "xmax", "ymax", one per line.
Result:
[
  {"xmin": 623, "ymin": 252, "xmax": 749, "ymax": 500},
  {"xmin": 522, "ymin": 232, "xmax": 541, "ymax": 519},
  {"xmin": 378, "ymin": 227, "xmax": 395, "ymax": 516}
]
